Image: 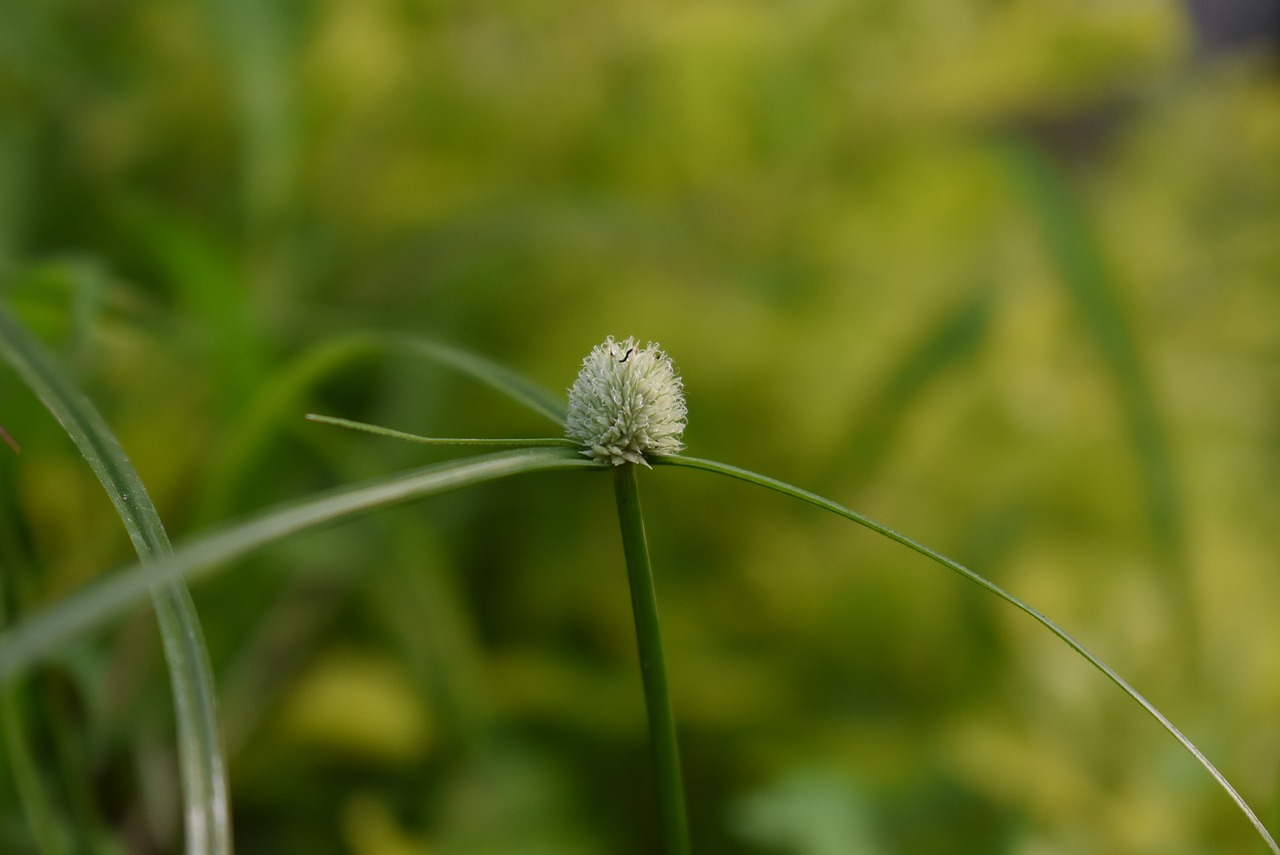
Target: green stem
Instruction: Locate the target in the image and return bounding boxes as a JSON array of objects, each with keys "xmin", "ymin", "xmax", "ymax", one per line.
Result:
[{"xmin": 613, "ymin": 464, "xmax": 690, "ymax": 855}]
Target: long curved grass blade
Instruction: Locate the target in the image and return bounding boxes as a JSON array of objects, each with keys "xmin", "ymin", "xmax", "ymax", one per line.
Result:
[
  {"xmin": 0, "ymin": 447, "xmax": 601, "ymax": 685},
  {"xmin": 386, "ymin": 334, "xmax": 567, "ymax": 424},
  {"xmin": 654, "ymin": 453, "xmax": 1280, "ymax": 854},
  {"xmin": 997, "ymin": 137, "xmax": 1190, "ymax": 617},
  {"xmin": 198, "ymin": 331, "xmax": 565, "ymax": 522},
  {"xmin": 196, "ymin": 331, "xmax": 385, "ymax": 522},
  {"xmin": 305, "ymin": 413, "xmax": 576, "ymax": 447},
  {"xmin": 833, "ymin": 289, "xmax": 992, "ymax": 486},
  {"xmin": 0, "ymin": 306, "xmax": 232, "ymax": 855}
]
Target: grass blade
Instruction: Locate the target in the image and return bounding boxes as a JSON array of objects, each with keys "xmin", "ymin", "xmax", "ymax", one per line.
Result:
[
  {"xmin": 998, "ymin": 137, "xmax": 1190, "ymax": 619},
  {"xmin": 0, "ymin": 306, "xmax": 232, "ymax": 855},
  {"xmin": 387, "ymin": 333, "xmax": 567, "ymax": 425},
  {"xmin": 833, "ymin": 288, "xmax": 993, "ymax": 486},
  {"xmin": 654, "ymin": 453, "xmax": 1280, "ymax": 854},
  {"xmin": 198, "ymin": 331, "xmax": 565, "ymax": 521},
  {"xmin": 305, "ymin": 413, "xmax": 575, "ymax": 447},
  {"xmin": 0, "ymin": 447, "xmax": 601, "ymax": 685},
  {"xmin": 196, "ymin": 331, "xmax": 385, "ymax": 521}
]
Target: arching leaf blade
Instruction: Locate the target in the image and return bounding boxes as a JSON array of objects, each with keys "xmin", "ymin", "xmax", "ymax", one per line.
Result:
[
  {"xmin": 654, "ymin": 453, "xmax": 1279, "ymax": 854},
  {"xmin": 0, "ymin": 305, "xmax": 230, "ymax": 855},
  {"xmin": 0, "ymin": 447, "xmax": 601, "ymax": 685}
]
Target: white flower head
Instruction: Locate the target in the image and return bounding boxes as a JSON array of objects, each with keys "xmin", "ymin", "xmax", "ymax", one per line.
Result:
[{"xmin": 565, "ymin": 336, "xmax": 687, "ymax": 466}]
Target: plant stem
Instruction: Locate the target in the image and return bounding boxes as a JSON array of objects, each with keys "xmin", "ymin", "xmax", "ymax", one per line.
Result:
[{"xmin": 613, "ymin": 464, "xmax": 690, "ymax": 855}]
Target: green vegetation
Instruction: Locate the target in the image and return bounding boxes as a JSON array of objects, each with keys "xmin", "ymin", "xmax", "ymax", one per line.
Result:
[{"xmin": 3, "ymin": 2, "xmax": 1280, "ymax": 853}]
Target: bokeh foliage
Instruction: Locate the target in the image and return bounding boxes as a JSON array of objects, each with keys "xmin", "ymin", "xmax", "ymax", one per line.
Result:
[{"xmin": 2, "ymin": 1, "xmax": 1280, "ymax": 852}]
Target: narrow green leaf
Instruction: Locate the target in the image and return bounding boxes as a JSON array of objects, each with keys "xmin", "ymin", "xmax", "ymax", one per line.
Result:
[
  {"xmin": 654, "ymin": 453, "xmax": 1280, "ymax": 854},
  {"xmin": 834, "ymin": 288, "xmax": 992, "ymax": 486},
  {"xmin": 198, "ymin": 331, "xmax": 565, "ymax": 522},
  {"xmin": 0, "ymin": 447, "xmax": 601, "ymax": 685},
  {"xmin": 195, "ymin": 331, "xmax": 385, "ymax": 522},
  {"xmin": 387, "ymin": 334, "xmax": 567, "ymax": 425},
  {"xmin": 0, "ymin": 306, "xmax": 232, "ymax": 855},
  {"xmin": 305, "ymin": 413, "xmax": 575, "ymax": 447},
  {"xmin": 998, "ymin": 137, "xmax": 1190, "ymax": 618},
  {"xmin": 125, "ymin": 207, "xmax": 266, "ymax": 406},
  {"xmin": 194, "ymin": 0, "xmax": 300, "ymax": 227}
]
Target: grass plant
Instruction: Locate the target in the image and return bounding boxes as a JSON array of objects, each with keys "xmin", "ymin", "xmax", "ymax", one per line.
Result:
[{"xmin": 1, "ymin": 323, "xmax": 1277, "ymax": 853}]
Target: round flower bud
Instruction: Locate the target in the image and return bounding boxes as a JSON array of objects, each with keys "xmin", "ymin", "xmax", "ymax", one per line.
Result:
[{"xmin": 565, "ymin": 336, "xmax": 687, "ymax": 466}]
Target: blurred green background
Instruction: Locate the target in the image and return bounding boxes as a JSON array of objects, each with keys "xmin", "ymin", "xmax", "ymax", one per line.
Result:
[{"xmin": 2, "ymin": 1, "xmax": 1280, "ymax": 852}]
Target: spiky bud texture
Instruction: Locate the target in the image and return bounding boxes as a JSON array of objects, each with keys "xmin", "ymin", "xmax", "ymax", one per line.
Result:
[{"xmin": 565, "ymin": 336, "xmax": 687, "ymax": 466}]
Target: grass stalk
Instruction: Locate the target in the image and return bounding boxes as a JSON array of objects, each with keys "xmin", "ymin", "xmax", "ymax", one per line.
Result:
[
  {"xmin": 0, "ymin": 306, "xmax": 231, "ymax": 855},
  {"xmin": 612, "ymin": 464, "xmax": 690, "ymax": 855}
]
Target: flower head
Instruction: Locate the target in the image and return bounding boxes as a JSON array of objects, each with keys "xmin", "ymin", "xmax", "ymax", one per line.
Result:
[{"xmin": 565, "ymin": 336, "xmax": 687, "ymax": 466}]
